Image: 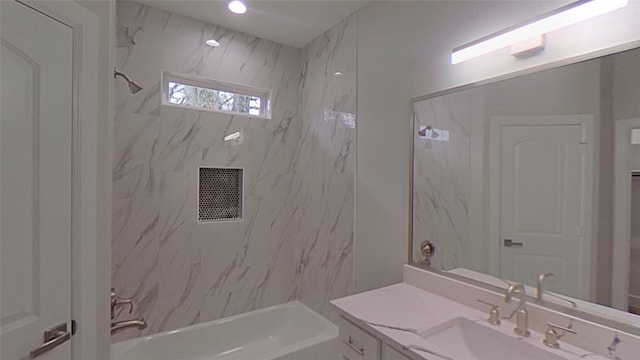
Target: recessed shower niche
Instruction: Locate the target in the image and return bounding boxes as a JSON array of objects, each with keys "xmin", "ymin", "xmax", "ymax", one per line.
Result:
[{"xmin": 198, "ymin": 167, "xmax": 243, "ymax": 222}]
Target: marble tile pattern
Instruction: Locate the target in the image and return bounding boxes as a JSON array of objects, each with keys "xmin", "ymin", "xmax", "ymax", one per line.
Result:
[
  {"xmin": 112, "ymin": 1, "xmax": 355, "ymax": 341},
  {"xmin": 292, "ymin": 14, "xmax": 356, "ymax": 319},
  {"xmin": 412, "ymin": 90, "xmax": 475, "ymax": 271}
]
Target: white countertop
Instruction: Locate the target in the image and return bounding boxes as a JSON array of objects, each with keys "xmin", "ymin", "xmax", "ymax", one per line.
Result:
[{"xmin": 331, "ymin": 283, "xmax": 610, "ymax": 360}]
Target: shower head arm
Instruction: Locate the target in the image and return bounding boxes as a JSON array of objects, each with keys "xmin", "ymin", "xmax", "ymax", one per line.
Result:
[
  {"xmin": 113, "ymin": 68, "xmax": 143, "ymax": 95},
  {"xmin": 113, "ymin": 69, "xmax": 132, "ymax": 82}
]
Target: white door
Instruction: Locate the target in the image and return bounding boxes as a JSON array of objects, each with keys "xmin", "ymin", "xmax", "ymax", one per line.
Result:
[
  {"xmin": 497, "ymin": 122, "xmax": 588, "ymax": 299},
  {"xmin": 1, "ymin": 1, "xmax": 74, "ymax": 359}
]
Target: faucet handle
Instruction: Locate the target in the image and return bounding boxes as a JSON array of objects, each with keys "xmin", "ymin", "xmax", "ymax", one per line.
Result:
[
  {"xmin": 477, "ymin": 299, "xmax": 501, "ymax": 325},
  {"xmin": 547, "ymin": 322, "xmax": 576, "ymax": 335},
  {"xmin": 115, "ymin": 298, "xmax": 134, "ymax": 313},
  {"xmin": 111, "ymin": 288, "xmax": 135, "ymax": 318},
  {"xmin": 543, "ymin": 322, "xmax": 577, "ymax": 349}
]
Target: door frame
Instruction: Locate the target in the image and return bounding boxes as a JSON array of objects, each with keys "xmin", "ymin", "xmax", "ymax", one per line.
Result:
[
  {"xmin": 611, "ymin": 118, "xmax": 640, "ymax": 310},
  {"xmin": 488, "ymin": 115, "xmax": 595, "ymax": 300},
  {"xmin": 17, "ymin": 1, "xmax": 111, "ymax": 359}
]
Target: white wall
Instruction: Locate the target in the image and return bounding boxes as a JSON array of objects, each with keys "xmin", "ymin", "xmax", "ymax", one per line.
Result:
[
  {"xmin": 355, "ymin": 0, "xmax": 640, "ymax": 292},
  {"xmin": 631, "ymin": 176, "xmax": 640, "ymax": 250},
  {"xmin": 613, "ymin": 40, "xmax": 640, "ymax": 122},
  {"xmin": 629, "ymin": 176, "xmax": 640, "ymax": 305}
]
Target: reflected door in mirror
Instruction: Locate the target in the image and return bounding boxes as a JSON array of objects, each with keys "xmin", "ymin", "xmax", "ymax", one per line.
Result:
[{"xmin": 490, "ymin": 117, "xmax": 591, "ymax": 300}]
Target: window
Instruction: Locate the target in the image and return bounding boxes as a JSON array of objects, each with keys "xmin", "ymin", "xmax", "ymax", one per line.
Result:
[{"xmin": 162, "ymin": 72, "xmax": 271, "ymax": 118}]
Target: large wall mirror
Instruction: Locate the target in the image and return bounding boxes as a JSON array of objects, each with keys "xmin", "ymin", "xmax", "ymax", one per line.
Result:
[{"xmin": 411, "ymin": 46, "xmax": 640, "ymax": 334}]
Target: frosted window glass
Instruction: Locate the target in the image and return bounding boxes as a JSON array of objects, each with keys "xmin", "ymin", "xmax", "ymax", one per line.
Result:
[{"xmin": 167, "ymin": 81, "xmax": 263, "ymax": 116}]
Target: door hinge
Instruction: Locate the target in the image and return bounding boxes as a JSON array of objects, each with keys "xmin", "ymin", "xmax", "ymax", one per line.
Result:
[{"xmin": 71, "ymin": 320, "xmax": 77, "ymax": 336}]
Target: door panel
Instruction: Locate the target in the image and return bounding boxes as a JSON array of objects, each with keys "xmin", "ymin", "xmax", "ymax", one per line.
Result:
[
  {"xmin": 1, "ymin": 37, "xmax": 39, "ymax": 327},
  {"xmin": 499, "ymin": 123, "xmax": 586, "ymax": 298},
  {"xmin": 512, "ymin": 140, "xmax": 564, "ymax": 235},
  {"xmin": 1, "ymin": 1, "xmax": 73, "ymax": 359}
]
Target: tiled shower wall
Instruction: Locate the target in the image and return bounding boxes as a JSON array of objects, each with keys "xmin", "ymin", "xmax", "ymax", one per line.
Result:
[
  {"xmin": 292, "ymin": 14, "xmax": 356, "ymax": 318},
  {"xmin": 112, "ymin": 1, "xmax": 355, "ymax": 341}
]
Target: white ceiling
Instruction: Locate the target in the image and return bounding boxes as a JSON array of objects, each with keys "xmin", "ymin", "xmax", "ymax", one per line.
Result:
[{"xmin": 135, "ymin": 0, "xmax": 369, "ymax": 48}]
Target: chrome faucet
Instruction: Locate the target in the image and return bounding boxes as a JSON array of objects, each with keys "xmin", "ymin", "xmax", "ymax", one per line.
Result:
[
  {"xmin": 111, "ymin": 288, "xmax": 147, "ymax": 335},
  {"xmin": 504, "ymin": 283, "xmax": 530, "ymax": 337},
  {"xmin": 536, "ymin": 273, "xmax": 555, "ymax": 304},
  {"xmin": 111, "ymin": 319, "xmax": 147, "ymax": 335}
]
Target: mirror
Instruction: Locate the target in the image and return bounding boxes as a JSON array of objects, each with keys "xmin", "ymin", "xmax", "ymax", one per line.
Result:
[{"xmin": 411, "ymin": 46, "xmax": 640, "ymax": 333}]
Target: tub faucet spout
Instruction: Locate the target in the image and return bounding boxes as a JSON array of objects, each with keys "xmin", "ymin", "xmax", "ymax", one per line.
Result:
[{"xmin": 111, "ymin": 319, "xmax": 147, "ymax": 335}]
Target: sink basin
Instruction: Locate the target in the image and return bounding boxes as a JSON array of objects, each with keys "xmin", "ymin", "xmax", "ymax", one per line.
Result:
[{"xmin": 417, "ymin": 317, "xmax": 566, "ymax": 360}]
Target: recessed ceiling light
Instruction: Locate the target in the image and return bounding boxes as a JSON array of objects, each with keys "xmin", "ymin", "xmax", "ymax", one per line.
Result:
[
  {"xmin": 228, "ymin": 0, "xmax": 247, "ymax": 14},
  {"xmin": 206, "ymin": 39, "xmax": 220, "ymax": 47},
  {"xmin": 333, "ymin": 71, "xmax": 344, "ymax": 76}
]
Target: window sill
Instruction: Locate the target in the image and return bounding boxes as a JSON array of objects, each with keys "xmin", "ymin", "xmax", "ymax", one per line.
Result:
[{"xmin": 161, "ymin": 102, "xmax": 271, "ymax": 120}]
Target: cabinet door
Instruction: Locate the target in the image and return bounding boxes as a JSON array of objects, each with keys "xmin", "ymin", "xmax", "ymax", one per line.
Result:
[
  {"xmin": 339, "ymin": 317, "xmax": 380, "ymax": 360},
  {"xmin": 383, "ymin": 345, "xmax": 412, "ymax": 360}
]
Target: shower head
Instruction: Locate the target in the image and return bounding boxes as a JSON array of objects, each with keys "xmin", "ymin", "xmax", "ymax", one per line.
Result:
[
  {"xmin": 113, "ymin": 69, "xmax": 143, "ymax": 95},
  {"xmin": 418, "ymin": 125, "xmax": 440, "ymax": 139},
  {"xmin": 127, "ymin": 81, "xmax": 143, "ymax": 95}
]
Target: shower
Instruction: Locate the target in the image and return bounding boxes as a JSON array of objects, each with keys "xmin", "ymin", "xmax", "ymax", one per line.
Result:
[{"xmin": 113, "ymin": 68, "xmax": 143, "ymax": 95}]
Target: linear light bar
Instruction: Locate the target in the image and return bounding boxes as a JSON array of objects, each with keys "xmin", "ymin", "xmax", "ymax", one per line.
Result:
[{"xmin": 451, "ymin": 0, "xmax": 629, "ymax": 64}]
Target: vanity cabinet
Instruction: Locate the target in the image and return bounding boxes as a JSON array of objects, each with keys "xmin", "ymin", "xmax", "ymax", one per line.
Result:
[
  {"xmin": 382, "ymin": 345, "xmax": 412, "ymax": 360},
  {"xmin": 338, "ymin": 316, "xmax": 412, "ymax": 360}
]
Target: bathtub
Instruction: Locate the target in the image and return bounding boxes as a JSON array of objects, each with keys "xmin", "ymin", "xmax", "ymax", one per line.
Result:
[{"xmin": 110, "ymin": 301, "xmax": 338, "ymax": 360}]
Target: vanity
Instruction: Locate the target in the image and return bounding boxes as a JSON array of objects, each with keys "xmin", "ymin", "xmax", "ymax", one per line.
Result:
[
  {"xmin": 341, "ymin": 33, "xmax": 640, "ymax": 360},
  {"xmin": 330, "ymin": 8, "xmax": 640, "ymax": 358},
  {"xmin": 332, "ymin": 266, "xmax": 639, "ymax": 360}
]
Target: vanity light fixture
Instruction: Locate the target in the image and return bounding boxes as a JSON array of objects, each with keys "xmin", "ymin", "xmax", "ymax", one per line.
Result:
[
  {"xmin": 206, "ymin": 39, "xmax": 220, "ymax": 47},
  {"xmin": 228, "ymin": 0, "xmax": 247, "ymax": 15},
  {"xmin": 451, "ymin": 0, "xmax": 629, "ymax": 64}
]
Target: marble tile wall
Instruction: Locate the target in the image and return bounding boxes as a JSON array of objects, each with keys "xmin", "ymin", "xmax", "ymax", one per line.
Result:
[
  {"xmin": 292, "ymin": 14, "xmax": 356, "ymax": 318},
  {"xmin": 112, "ymin": 1, "xmax": 355, "ymax": 341},
  {"xmin": 412, "ymin": 90, "xmax": 479, "ymax": 271},
  {"xmin": 112, "ymin": 0, "xmax": 301, "ymax": 341}
]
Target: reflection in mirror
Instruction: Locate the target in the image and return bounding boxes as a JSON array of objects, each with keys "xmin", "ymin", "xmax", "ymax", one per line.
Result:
[
  {"xmin": 411, "ymin": 47, "xmax": 640, "ymax": 330},
  {"xmin": 631, "ymin": 168, "xmax": 640, "ymax": 315}
]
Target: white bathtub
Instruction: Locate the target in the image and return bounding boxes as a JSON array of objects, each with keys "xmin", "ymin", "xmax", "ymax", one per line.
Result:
[{"xmin": 111, "ymin": 301, "xmax": 338, "ymax": 360}]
